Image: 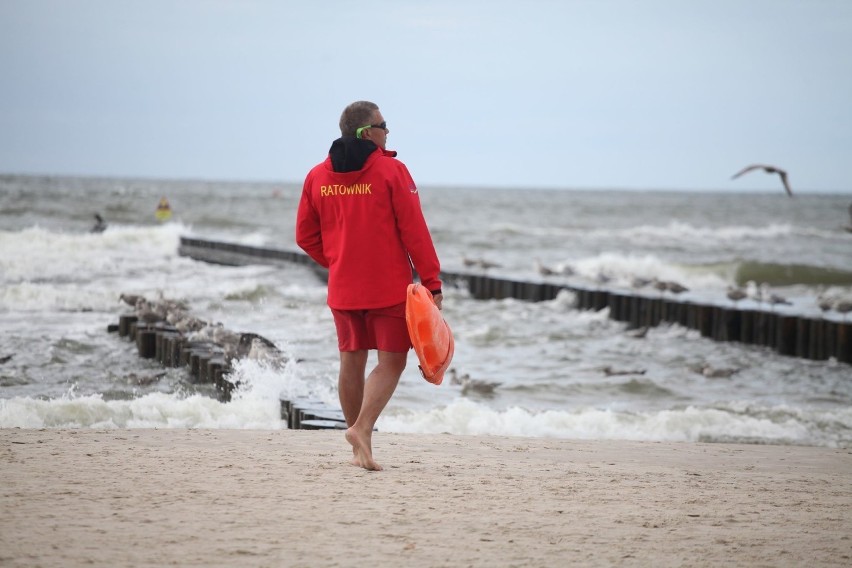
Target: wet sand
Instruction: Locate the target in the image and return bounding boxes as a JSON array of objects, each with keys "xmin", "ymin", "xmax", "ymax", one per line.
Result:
[{"xmin": 2, "ymin": 428, "xmax": 851, "ymax": 567}]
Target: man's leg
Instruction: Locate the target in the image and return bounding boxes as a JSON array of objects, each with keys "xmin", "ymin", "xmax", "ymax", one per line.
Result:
[
  {"xmin": 338, "ymin": 350, "xmax": 368, "ymax": 427},
  {"xmin": 346, "ymin": 350, "xmax": 407, "ymax": 471}
]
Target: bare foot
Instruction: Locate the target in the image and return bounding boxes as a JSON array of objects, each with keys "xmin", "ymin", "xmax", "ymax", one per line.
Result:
[{"xmin": 345, "ymin": 427, "xmax": 382, "ymax": 471}]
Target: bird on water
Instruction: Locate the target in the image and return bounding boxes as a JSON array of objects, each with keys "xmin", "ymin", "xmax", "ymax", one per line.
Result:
[{"xmin": 731, "ymin": 164, "xmax": 793, "ymax": 197}]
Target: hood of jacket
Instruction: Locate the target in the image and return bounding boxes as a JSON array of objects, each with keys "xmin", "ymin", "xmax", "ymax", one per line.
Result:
[{"xmin": 329, "ymin": 136, "xmax": 397, "ymax": 173}]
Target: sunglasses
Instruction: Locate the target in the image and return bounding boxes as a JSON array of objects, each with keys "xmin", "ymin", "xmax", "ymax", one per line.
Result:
[{"xmin": 356, "ymin": 122, "xmax": 388, "ymax": 138}]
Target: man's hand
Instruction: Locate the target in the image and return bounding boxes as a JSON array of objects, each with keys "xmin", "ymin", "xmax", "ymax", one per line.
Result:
[{"xmin": 432, "ymin": 293, "xmax": 443, "ymax": 310}]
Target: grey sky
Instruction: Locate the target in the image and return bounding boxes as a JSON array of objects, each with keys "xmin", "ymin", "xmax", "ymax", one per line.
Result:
[{"xmin": 1, "ymin": 0, "xmax": 850, "ymax": 193}]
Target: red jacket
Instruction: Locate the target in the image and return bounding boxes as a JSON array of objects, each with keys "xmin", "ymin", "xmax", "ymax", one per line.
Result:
[{"xmin": 296, "ymin": 143, "xmax": 442, "ymax": 310}]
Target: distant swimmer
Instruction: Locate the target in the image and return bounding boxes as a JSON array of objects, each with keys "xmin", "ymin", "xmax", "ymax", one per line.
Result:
[
  {"xmin": 731, "ymin": 164, "xmax": 793, "ymax": 197},
  {"xmin": 91, "ymin": 213, "xmax": 107, "ymax": 233},
  {"xmin": 155, "ymin": 196, "xmax": 172, "ymax": 222}
]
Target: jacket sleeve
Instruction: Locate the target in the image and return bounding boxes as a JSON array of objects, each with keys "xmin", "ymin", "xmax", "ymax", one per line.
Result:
[
  {"xmin": 390, "ymin": 163, "xmax": 442, "ymax": 293},
  {"xmin": 295, "ymin": 176, "xmax": 329, "ymax": 268}
]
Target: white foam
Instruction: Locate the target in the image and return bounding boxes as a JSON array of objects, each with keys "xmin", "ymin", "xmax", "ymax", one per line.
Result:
[
  {"xmin": 0, "ymin": 392, "xmax": 281, "ymax": 429},
  {"xmin": 379, "ymin": 398, "xmax": 852, "ymax": 448},
  {"xmin": 491, "ymin": 220, "xmax": 803, "ymax": 242},
  {"xmin": 569, "ymin": 252, "xmax": 729, "ymax": 290},
  {"xmin": 0, "ymin": 224, "xmax": 185, "ymax": 282}
]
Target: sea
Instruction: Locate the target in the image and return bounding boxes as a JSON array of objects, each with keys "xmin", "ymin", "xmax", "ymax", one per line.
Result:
[{"xmin": 2, "ymin": 174, "xmax": 851, "ymax": 448}]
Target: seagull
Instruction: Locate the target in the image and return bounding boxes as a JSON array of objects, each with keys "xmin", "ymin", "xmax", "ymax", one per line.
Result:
[
  {"xmin": 726, "ymin": 286, "xmax": 748, "ymax": 306},
  {"xmin": 817, "ymin": 296, "xmax": 834, "ymax": 316},
  {"xmin": 534, "ymin": 258, "xmax": 558, "ymax": 276},
  {"xmin": 119, "ymin": 293, "xmax": 145, "ymax": 308},
  {"xmin": 461, "ymin": 255, "xmax": 479, "ymax": 268},
  {"xmin": 601, "ymin": 365, "xmax": 646, "ymax": 376},
  {"xmin": 758, "ymin": 283, "xmax": 792, "ymax": 310},
  {"xmin": 172, "ymin": 315, "xmax": 207, "ymax": 334},
  {"xmin": 767, "ymin": 292, "xmax": 792, "ymax": 309},
  {"xmin": 627, "ymin": 326, "xmax": 649, "ymax": 339},
  {"xmin": 448, "ymin": 368, "xmax": 501, "ymax": 397},
  {"xmin": 666, "ymin": 281, "xmax": 689, "ymax": 296},
  {"xmin": 731, "ymin": 164, "xmax": 793, "ymax": 197},
  {"xmin": 652, "ymin": 279, "xmax": 688, "ymax": 296},
  {"xmin": 461, "ymin": 255, "xmax": 502, "ymax": 271},
  {"xmin": 746, "ymin": 280, "xmax": 763, "ymax": 305},
  {"xmin": 691, "ymin": 364, "xmax": 740, "ymax": 379},
  {"xmin": 595, "ymin": 272, "xmax": 613, "ymax": 288}
]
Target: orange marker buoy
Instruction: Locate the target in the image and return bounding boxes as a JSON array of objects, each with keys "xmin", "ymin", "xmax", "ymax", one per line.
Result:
[{"xmin": 405, "ymin": 283, "xmax": 454, "ymax": 385}]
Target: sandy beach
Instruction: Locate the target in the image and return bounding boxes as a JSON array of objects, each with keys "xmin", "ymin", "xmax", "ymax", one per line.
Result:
[{"xmin": 2, "ymin": 428, "xmax": 850, "ymax": 567}]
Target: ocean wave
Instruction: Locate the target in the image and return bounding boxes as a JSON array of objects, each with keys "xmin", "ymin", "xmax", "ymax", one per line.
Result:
[
  {"xmin": 520, "ymin": 251, "xmax": 852, "ymax": 291},
  {"xmin": 0, "ymin": 223, "xmax": 185, "ymax": 282},
  {"xmin": 4, "ymin": 390, "xmax": 847, "ymax": 449},
  {"xmin": 733, "ymin": 261, "xmax": 852, "ymax": 287},
  {"xmin": 379, "ymin": 398, "xmax": 852, "ymax": 448},
  {"xmin": 490, "ymin": 221, "xmax": 816, "ymax": 241},
  {"xmin": 0, "ymin": 392, "xmax": 282, "ymax": 429}
]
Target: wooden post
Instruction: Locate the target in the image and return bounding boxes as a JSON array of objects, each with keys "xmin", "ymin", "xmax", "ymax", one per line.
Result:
[
  {"xmin": 646, "ymin": 299, "xmax": 662, "ymax": 327},
  {"xmin": 718, "ymin": 307, "xmax": 742, "ymax": 342},
  {"xmin": 692, "ymin": 305, "xmax": 714, "ymax": 338},
  {"xmin": 837, "ymin": 323, "xmax": 851, "ymax": 363},
  {"xmin": 609, "ymin": 293, "xmax": 628, "ymax": 322},
  {"xmin": 207, "ymin": 356, "xmax": 227, "ymax": 387},
  {"xmin": 808, "ymin": 319, "xmax": 827, "ymax": 360},
  {"xmin": 299, "ymin": 419, "xmax": 348, "ymax": 430},
  {"xmin": 776, "ymin": 316, "xmax": 797, "ymax": 357},
  {"xmin": 156, "ymin": 332, "xmax": 179, "ymax": 366},
  {"xmin": 795, "ymin": 318, "xmax": 811, "ymax": 359},
  {"xmin": 136, "ymin": 327, "xmax": 156, "ymax": 359},
  {"xmin": 119, "ymin": 314, "xmax": 138, "ymax": 337},
  {"xmin": 661, "ymin": 299, "xmax": 680, "ymax": 324},
  {"xmin": 740, "ymin": 310, "xmax": 757, "ymax": 344}
]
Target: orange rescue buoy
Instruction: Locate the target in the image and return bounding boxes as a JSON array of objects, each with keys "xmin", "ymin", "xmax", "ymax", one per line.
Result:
[{"xmin": 405, "ymin": 283, "xmax": 454, "ymax": 385}]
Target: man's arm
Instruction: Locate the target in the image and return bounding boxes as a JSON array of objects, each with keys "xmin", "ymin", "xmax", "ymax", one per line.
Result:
[
  {"xmin": 295, "ymin": 185, "xmax": 329, "ymax": 268},
  {"xmin": 391, "ymin": 164, "xmax": 442, "ymax": 293}
]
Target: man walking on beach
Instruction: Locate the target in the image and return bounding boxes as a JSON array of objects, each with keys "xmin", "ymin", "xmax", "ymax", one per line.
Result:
[{"xmin": 296, "ymin": 101, "xmax": 443, "ymax": 471}]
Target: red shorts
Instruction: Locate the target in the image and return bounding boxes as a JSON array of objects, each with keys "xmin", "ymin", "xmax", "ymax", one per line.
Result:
[{"xmin": 331, "ymin": 302, "xmax": 412, "ymax": 353}]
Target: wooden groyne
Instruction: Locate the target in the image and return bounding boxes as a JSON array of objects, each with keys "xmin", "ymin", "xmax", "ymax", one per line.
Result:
[
  {"xmin": 178, "ymin": 237, "xmax": 851, "ymax": 364},
  {"xmin": 110, "ymin": 313, "xmax": 347, "ymax": 429},
  {"xmin": 113, "ymin": 314, "xmax": 237, "ymax": 400}
]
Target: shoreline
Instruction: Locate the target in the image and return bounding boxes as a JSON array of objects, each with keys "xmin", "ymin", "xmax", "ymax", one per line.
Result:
[{"xmin": 2, "ymin": 428, "xmax": 851, "ymax": 567}]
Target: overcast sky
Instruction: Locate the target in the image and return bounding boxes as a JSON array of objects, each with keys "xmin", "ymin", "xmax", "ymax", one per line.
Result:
[{"xmin": 1, "ymin": 0, "xmax": 850, "ymax": 193}]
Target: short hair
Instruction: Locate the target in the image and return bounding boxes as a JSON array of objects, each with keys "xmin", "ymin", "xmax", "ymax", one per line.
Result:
[{"xmin": 339, "ymin": 101, "xmax": 379, "ymax": 137}]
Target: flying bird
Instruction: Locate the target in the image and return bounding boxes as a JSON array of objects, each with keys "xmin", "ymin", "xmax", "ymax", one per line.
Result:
[{"xmin": 731, "ymin": 164, "xmax": 793, "ymax": 197}]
